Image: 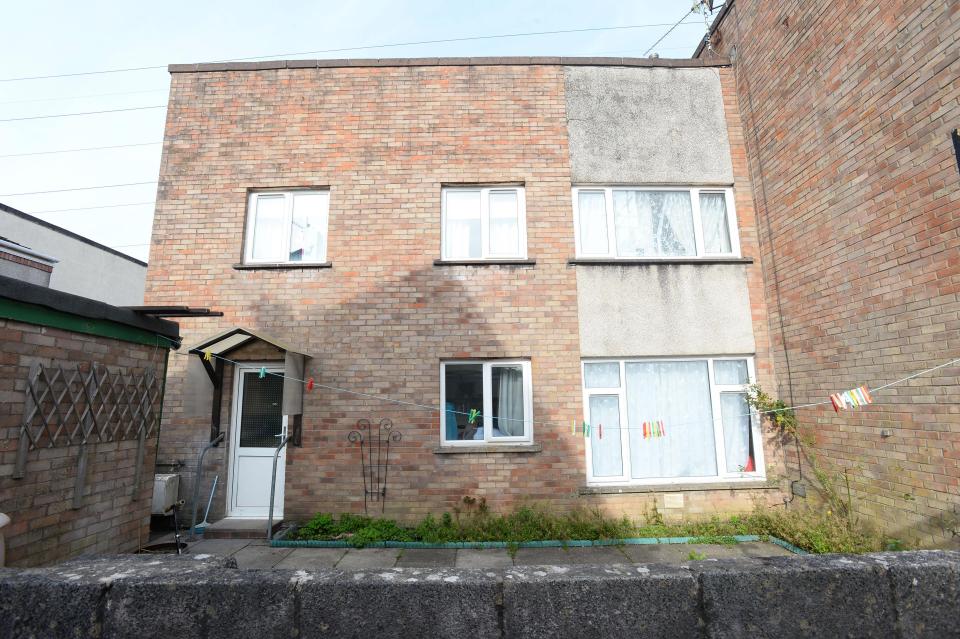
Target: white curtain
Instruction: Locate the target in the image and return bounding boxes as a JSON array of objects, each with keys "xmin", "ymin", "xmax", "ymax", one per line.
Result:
[
  {"xmin": 578, "ymin": 191, "xmax": 609, "ymax": 254},
  {"xmin": 625, "ymin": 361, "xmax": 717, "ymax": 479},
  {"xmin": 721, "ymin": 393, "xmax": 752, "ymax": 472},
  {"xmin": 699, "ymin": 192, "xmax": 732, "ymax": 253},
  {"xmin": 444, "ymin": 190, "xmax": 481, "ymax": 258},
  {"xmin": 495, "ymin": 366, "xmax": 524, "ymax": 436},
  {"xmin": 584, "ymin": 362, "xmax": 620, "ymax": 388},
  {"xmin": 251, "ymin": 195, "xmax": 285, "ymax": 261},
  {"xmin": 488, "ymin": 190, "xmax": 519, "ymax": 255},
  {"xmin": 289, "ymin": 193, "xmax": 327, "ymax": 262},
  {"xmin": 590, "ymin": 395, "xmax": 623, "ymax": 477},
  {"xmin": 613, "ymin": 190, "xmax": 695, "ymax": 257}
]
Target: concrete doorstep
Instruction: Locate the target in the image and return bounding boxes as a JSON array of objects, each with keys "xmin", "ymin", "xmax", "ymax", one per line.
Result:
[{"xmin": 1, "ymin": 550, "xmax": 959, "ymax": 638}]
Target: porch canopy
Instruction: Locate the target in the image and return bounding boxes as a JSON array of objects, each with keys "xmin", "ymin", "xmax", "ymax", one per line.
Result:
[{"xmin": 187, "ymin": 327, "xmax": 312, "ymax": 444}]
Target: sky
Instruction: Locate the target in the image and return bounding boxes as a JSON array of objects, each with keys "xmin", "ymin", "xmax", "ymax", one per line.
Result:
[{"xmin": 0, "ymin": 0, "xmax": 716, "ymax": 263}]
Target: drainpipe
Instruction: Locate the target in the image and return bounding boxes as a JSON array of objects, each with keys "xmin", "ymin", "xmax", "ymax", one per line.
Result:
[
  {"xmin": 267, "ymin": 434, "xmax": 292, "ymax": 540},
  {"xmin": 190, "ymin": 432, "xmax": 225, "ymax": 540}
]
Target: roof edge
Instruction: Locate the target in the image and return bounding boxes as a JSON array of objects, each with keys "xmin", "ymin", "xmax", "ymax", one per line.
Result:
[
  {"xmin": 0, "ymin": 202, "xmax": 149, "ymax": 268},
  {"xmin": 168, "ymin": 56, "xmax": 731, "ymax": 74},
  {"xmin": 0, "ymin": 274, "xmax": 180, "ymax": 342},
  {"xmin": 693, "ymin": 0, "xmax": 735, "ymax": 59},
  {"xmin": 0, "ymin": 238, "xmax": 59, "ymax": 265}
]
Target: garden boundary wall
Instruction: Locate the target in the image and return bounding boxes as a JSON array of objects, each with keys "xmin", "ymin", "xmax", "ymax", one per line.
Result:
[{"xmin": 1, "ymin": 550, "xmax": 957, "ymax": 638}]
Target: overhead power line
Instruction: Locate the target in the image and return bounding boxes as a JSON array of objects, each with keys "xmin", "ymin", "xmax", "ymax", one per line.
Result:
[
  {"xmin": 0, "ymin": 105, "xmax": 166, "ymax": 122},
  {"xmin": 0, "ymin": 181, "xmax": 157, "ymax": 196},
  {"xmin": 0, "ymin": 88, "xmax": 168, "ymax": 105},
  {"xmin": 0, "ymin": 20, "xmax": 702, "ymax": 82},
  {"xmin": 0, "ymin": 142, "xmax": 163, "ymax": 158},
  {"xmin": 23, "ymin": 201, "xmax": 156, "ymax": 214},
  {"xmin": 644, "ymin": 7, "xmax": 699, "ymax": 56}
]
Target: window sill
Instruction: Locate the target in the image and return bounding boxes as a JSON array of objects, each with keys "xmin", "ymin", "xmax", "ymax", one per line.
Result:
[
  {"xmin": 567, "ymin": 257, "xmax": 753, "ymax": 266},
  {"xmin": 233, "ymin": 262, "xmax": 332, "ymax": 270},
  {"xmin": 578, "ymin": 479, "xmax": 778, "ymax": 494},
  {"xmin": 434, "ymin": 259, "xmax": 536, "ymax": 266},
  {"xmin": 434, "ymin": 443, "xmax": 542, "ymax": 454}
]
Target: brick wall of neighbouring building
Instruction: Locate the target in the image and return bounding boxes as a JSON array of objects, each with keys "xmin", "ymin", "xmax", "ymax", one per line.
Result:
[
  {"xmin": 147, "ymin": 59, "xmax": 783, "ymax": 525},
  {"xmin": 700, "ymin": 0, "xmax": 960, "ymax": 546},
  {"xmin": 0, "ymin": 278, "xmax": 177, "ymax": 566}
]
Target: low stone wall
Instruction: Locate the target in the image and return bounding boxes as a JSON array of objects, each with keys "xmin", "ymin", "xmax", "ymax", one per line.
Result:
[{"xmin": 1, "ymin": 551, "xmax": 958, "ymax": 638}]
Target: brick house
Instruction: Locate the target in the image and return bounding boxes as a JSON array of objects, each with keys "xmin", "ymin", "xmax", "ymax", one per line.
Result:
[
  {"xmin": 697, "ymin": 0, "xmax": 960, "ymax": 545},
  {"xmin": 146, "ymin": 56, "xmax": 786, "ymax": 528}
]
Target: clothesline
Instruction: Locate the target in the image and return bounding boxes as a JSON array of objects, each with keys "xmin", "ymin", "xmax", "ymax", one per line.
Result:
[{"xmin": 158, "ymin": 338, "xmax": 959, "ymax": 433}]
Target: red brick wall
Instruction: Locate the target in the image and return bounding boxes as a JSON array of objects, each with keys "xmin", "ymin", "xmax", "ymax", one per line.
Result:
[
  {"xmin": 0, "ymin": 320, "xmax": 168, "ymax": 566},
  {"xmin": 703, "ymin": 0, "xmax": 960, "ymax": 545},
  {"xmin": 147, "ymin": 63, "xmax": 780, "ymax": 523},
  {"xmin": 0, "ymin": 251, "xmax": 54, "ymax": 273}
]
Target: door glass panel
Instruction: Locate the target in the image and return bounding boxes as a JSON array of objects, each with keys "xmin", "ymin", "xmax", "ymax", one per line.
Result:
[{"xmin": 239, "ymin": 371, "xmax": 283, "ymax": 447}]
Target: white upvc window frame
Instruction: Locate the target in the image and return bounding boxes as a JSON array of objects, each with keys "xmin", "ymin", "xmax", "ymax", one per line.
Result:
[
  {"xmin": 571, "ymin": 186, "xmax": 741, "ymax": 259},
  {"xmin": 243, "ymin": 189, "xmax": 330, "ymax": 265},
  {"xmin": 581, "ymin": 356, "xmax": 764, "ymax": 486},
  {"xmin": 440, "ymin": 186, "xmax": 528, "ymax": 261},
  {"xmin": 440, "ymin": 359, "xmax": 534, "ymax": 446}
]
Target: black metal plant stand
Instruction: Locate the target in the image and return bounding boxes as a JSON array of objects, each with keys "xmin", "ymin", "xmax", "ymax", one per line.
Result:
[{"xmin": 348, "ymin": 418, "xmax": 402, "ymax": 514}]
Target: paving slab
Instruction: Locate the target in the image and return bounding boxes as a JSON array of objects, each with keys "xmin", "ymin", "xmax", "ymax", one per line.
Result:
[
  {"xmin": 513, "ymin": 546, "xmax": 629, "ymax": 566},
  {"xmin": 231, "ymin": 545, "xmax": 294, "ymax": 569},
  {"xmin": 620, "ymin": 541, "xmax": 792, "ymax": 565},
  {"xmin": 334, "ymin": 548, "xmax": 400, "ymax": 569},
  {"xmin": 736, "ymin": 541, "xmax": 793, "ymax": 557},
  {"xmin": 274, "ymin": 548, "xmax": 348, "ymax": 570},
  {"xmin": 395, "ymin": 548, "xmax": 457, "ymax": 567},
  {"xmin": 185, "ymin": 539, "xmax": 250, "ymax": 557},
  {"xmin": 456, "ymin": 549, "xmax": 515, "ymax": 569}
]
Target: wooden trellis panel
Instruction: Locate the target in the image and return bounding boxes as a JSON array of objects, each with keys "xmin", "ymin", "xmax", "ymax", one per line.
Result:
[{"xmin": 14, "ymin": 361, "xmax": 161, "ymax": 508}]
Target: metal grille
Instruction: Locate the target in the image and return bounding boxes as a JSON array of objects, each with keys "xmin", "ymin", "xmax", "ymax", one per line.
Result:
[
  {"xmin": 238, "ymin": 372, "xmax": 283, "ymax": 448},
  {"xmin": 14, "ymin": 361, "xmax": 162, "ymax": 508}
]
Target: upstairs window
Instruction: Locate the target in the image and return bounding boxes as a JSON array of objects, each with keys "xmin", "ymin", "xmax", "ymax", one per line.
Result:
[
  {"xmin": 244, "ymin": 190, "xmax": 330, "ymax": 264},
  {"xmin": 573, "ymin": 187, "xmax": 739, "ymax": 259},
  {"xmin": 441, "ymin": 186, "xmax": 527, "ymax": 260}
]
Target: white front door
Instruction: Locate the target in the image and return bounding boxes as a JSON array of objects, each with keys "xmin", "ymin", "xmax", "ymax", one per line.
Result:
[{"xmin": 228, "ymin": 364, "xmax": 286, "ymax": 518}]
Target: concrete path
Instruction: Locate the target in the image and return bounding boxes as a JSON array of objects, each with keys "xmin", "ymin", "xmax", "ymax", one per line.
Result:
[{"xmin": 172, "ymin": 538, "xmax": 792, "ymax": 570}]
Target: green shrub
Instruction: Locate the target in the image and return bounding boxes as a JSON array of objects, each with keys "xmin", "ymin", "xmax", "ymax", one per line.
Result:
[{"xmin": 290, "ymin": 503, "xmax": 901, "ymax": 554}]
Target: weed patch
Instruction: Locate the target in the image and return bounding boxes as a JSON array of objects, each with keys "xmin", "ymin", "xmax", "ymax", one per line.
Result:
[{"xmin": 289, "ymin": 498, "xmax": 899, "ymax": 554}]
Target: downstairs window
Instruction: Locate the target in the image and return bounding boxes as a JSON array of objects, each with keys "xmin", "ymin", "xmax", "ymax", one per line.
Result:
[
  {"xmin": 582, "ymin": 357, "xmax": 762, "ymax": 484},
  {"xmin": 441, "ymin": 360, "xmax": 533, "ymax": 445}
]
